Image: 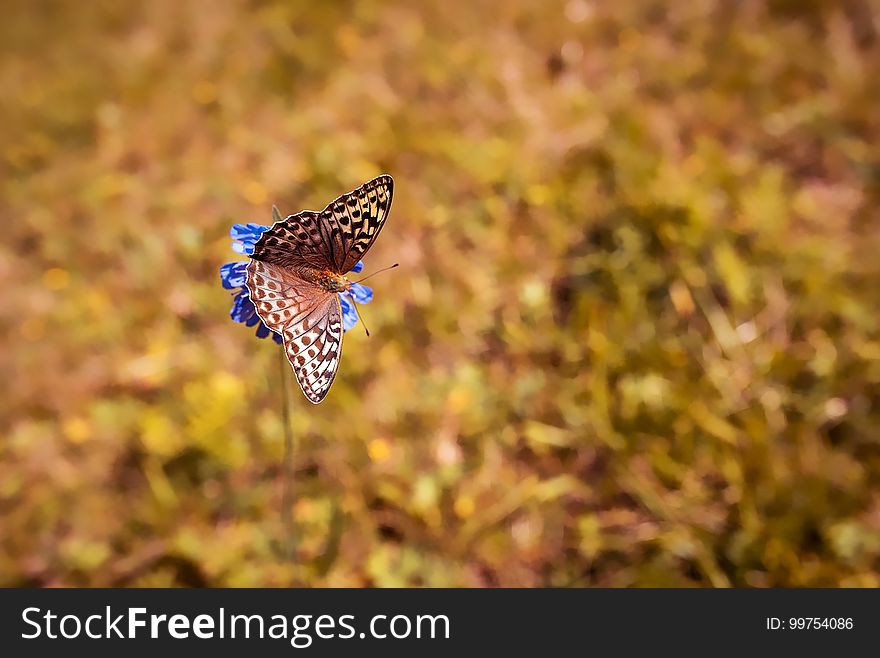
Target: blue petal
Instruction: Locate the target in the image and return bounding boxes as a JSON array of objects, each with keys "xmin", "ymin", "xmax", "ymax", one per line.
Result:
[
  {"xmin": 231, "ymin": 242, "xmax": 252, "ymax": 255},
  {"xmin": 231, "ymin": 223, "xmax": 270, "ymax": 255},
  {"xmin": 220, "ymin": 262, "xmax": 247, "ymax": 289},
  {"xmin": 230, "ymin": 290, "xmax": 256, "ymax": 324},
  {"xmin": 351, "ymin": 260, "xmax": 364, "ymax": 274},
  {"xmin": 348, "ymin": 282, "xmax": 373, "ymax": 304},
  {"xmin": 339, "ymin": 294, "xmax": 359, "ymax": 332},
  {"xmin": 223, "ymin": 223, "xmax": 302, "ymax": 347},
  {"xmin": 230, "ymin": 223, "xmax": 270, "ymax": 241}
]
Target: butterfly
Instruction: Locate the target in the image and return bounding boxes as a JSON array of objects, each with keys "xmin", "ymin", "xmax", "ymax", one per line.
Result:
[{"xmin": 245, "ymin": 175, "xmax": 393, "ymax": 404}]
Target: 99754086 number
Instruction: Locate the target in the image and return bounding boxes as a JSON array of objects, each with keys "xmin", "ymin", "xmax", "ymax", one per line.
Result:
[{"xmin": 766, "ymin": 617, "xmax": 853, "ymax": 630}]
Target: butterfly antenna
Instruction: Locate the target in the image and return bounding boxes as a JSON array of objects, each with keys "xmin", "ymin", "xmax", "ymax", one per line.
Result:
[
  {"xmin": 354, "ymin": 263, "xmax": 399, "ymax": 284},
  {"xmin": 351, "ymin": 302, "xmax": 371, "ymax": 337},
  {"xmin": 350, "ymin": 263, "xmax": 398, "ymax": 336}
]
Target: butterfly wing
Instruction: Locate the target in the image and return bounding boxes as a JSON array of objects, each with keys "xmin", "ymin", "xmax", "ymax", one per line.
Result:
[
  {"xmin": 319, "ymin": 174, "xmax": 393, "ymax": 273},
  {"xmin": 250, "ymin": 210, "xmax": 336, "ymax": 271},
  {"xmin": 246, "ymin": 259, "xmax": 343, "ymax": 404},
  {"xmin": 251, "ymin": 175, "xmax": 393, "ymax": 275}
]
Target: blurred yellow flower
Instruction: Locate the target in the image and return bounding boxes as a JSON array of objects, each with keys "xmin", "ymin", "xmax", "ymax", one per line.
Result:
[
  {"xmin": 212, "ymin": 371, "xmax": 245, "ymax": 398},
  {"xmin": 525, "ymin": 184, "xmax": 550, "ymax": 206},
  {"xmin": 42, "ymin": 267, "xmax": 69, "ymax": 290},
  {"xmin": 367, "ymin": 438, "xmax": 391, "ymax": 463},
  {"xmin": 62, "ymin": 416, "xmax": 91, "ymax": 444},
  {"xmin": 453, "ymin": 495, "xmax": 475, "ymax": 519},
  {"xmin": 446, "ymin": 387, "xmax": 471, "ymax": 414}
]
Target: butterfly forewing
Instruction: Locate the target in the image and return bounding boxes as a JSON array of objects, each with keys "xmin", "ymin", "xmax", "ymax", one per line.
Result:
[
  {"xmin": 246, "ymin": 260, "xmax": 342, "ymax": 404},
  {"xmin": 246, "ymin": 174, "xmax": 392, "ymax": 403},
  {"xmin": 251, "ymin": 211, "xmax": 335, "ymax": 271},
  {"xmin": 320, "ymin": 174, "xmax": 393, "ymax": 274}
]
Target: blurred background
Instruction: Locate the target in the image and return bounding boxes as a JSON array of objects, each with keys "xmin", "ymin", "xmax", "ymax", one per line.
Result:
[{"xmin": 2, "ymin": 0, "xmax": 880, "ymax": 587}]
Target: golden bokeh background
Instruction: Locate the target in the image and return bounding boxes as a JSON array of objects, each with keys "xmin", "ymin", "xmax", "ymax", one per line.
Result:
[{"xmin": 2, "ymin": 0, "xmax": 880, "ymax": 586}]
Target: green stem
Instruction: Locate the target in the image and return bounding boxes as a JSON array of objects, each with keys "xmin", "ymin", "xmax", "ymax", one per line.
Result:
[{"xmin": 279, "ymin": 347, "xmax": 297, "ymax": 574}]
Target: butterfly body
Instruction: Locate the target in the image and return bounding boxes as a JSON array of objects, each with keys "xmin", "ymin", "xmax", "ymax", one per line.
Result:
[
  {"xmin": 315, "ymin": 271, "xmax": 351, "ymax": 294},
  {"xmin": 244, "ymin": 174, "xmax": 393, "ymax": 404},
  {"xmin": 283, "ymin": 266, "xmax": 351, "ymax": 293}
]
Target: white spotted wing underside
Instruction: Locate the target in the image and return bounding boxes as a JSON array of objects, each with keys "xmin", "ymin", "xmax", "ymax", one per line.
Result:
[
  {"xmin": 246, "ymin": 259, "xmax": 342, "ymax": 403},
  {"xmin": 245, "ymin": 175, "xmax": 393, "ymax": 403}
]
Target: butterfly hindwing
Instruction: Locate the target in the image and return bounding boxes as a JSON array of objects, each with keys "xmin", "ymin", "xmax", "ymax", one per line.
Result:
[
  {"xmin": 284, "ymin": 294, "xmax": 343, "ymax": 404},
  {"xmin": 246, "ymin": 259, "xmax": 343, "ymax": 404}
]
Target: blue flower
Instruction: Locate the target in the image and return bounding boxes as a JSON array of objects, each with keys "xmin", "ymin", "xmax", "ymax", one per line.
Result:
[
  {"xmin": 230, "ymin": 223, "xmax": 270, "ymax": 255},
  {"xmin": 221, "ymin": 222, "xmax": 373, "ymax": 341}
]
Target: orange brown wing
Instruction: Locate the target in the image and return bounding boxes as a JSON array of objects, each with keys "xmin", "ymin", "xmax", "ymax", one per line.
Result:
[
  {"xmin": 246, "ymin": 259, "xmax": 343, "ymax": 404},
  {"xmin": 317, "ymin": 174, "xmax": 393, "ymax": 273}
]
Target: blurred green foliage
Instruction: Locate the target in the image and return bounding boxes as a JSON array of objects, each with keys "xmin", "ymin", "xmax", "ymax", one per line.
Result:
[{"xmin": 2, "ymin": 0, "xmax": 880, "ymax": 587}]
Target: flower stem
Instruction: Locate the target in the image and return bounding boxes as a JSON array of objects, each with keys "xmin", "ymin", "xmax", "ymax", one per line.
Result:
[{"xmin": 278, "ymin": 347, "xmax": 297, "ymax": 576}]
